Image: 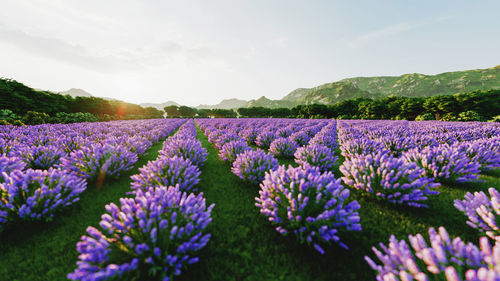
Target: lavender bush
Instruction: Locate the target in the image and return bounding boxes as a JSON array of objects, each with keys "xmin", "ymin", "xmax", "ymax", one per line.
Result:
[
  {"xmin": 231, "ymin": 149, "xmax": 279, "ymax": 185},
  {"xmin": 68, "ymin": 185, "xmax": 214, "ymax": 281},
  {"xmin": 0, "ymin": 168, "xmax": 86, "ymax": 230},
  {"xmin": 294, "ymin": 144, "xmax": 338, "ymax": 172},
  {"xmin": 366, "ymin": 226, "xmax": 500, "ymax": 281},
  {"xmin": 454, "ymin": 188, "xmax": 500, "ymax": 241},
  {"xmin": 160, "ymin": 139, "xmax": 208, "ymax": 167},
  {"xmin": 60, "ymin": 143, "xmax": 138, "ymax": 183},
  {"xmin": 256, "ymin": 165, "xmax": 361, "ymax": 254},
  {"xmin": 219, "ymin": 140, "xmax": 251, "ymax": 163},
  {"xmin": 290, "ymin": 131, "xmax": 311, "ymax": 147},
  {"xmin": 269, "ymin": 138, "xmax": 298, "ymax": 159},
  {"xmin": 255, "ymin": 131, "xmax": 277, "ymax": 150},
  {"xmin": 0, "ymin": 156, "xmax": 26, "ymax": 181},
  {"xmin": 340, "ymin": 152, "xmax": 440, "ymax": 207},
  {"xmin": 403, "ymin": 144, "xmax": 481, "ymax": 184},
  {"xmin": 18, "ymin": 145, "xmax": 66, "ymax": 170},
  {"xmin": 130, "ymin": 156, "xmax": 201, "ymax": 193}
]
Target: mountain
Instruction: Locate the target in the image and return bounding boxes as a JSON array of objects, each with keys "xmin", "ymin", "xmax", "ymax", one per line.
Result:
[
  {"xmin": 139, "ymin": 101, "xmax": 180, "ymax": 110},
  {"xmin": 197, "ymin": 98, "xmax": 247, "ymax": 110},
  {"xmin": 246, "ymin": 96, "xmax": 296, "ymax": 108},
  {"xmin": 282, "ymin": 65, "xmax": 500, "ymax": 105},
  {"xmin": 59, "ymin": 88, "xmax": 93, "ymax": 98}
]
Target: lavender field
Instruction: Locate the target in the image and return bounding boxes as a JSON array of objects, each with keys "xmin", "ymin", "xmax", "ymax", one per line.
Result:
[{"xmin": 0, "ymin": 118, "xmax": 499, "ymax": 281}]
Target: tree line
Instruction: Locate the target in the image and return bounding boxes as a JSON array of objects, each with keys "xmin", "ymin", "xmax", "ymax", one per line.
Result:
[
  {"xmin": 0, "ymin": 78, "xmax": 164, "ymax": 124},
  {"xmin": 164, "ymin": 89, "xmax": 499, "ymax": 122}
]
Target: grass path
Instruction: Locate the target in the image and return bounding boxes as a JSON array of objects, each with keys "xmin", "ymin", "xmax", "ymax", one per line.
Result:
[{"xmin": 0, "ymin": 137, "xmax": 170, "ymax": 281}]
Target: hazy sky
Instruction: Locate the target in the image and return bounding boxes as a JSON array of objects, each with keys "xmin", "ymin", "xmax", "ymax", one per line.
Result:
[{"xmin": 1, "ymin": 0, "xmax": 499, "ymax": 106}]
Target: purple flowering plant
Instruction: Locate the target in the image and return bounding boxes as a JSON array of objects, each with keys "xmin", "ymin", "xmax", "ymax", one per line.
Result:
[
  {"xmin": 231, "ymin": 149, "xmax": 279, "ymax": 185},
  {"xmin": 60, "ymin": 143, "xmax": 138, "ymax": 183},
  {"xmin": 68, "ymin": 185, "xmax": 214, "ymax": 281},
  {"xmin": 130, "ymin": 156, "xmax": 201, "ymax": 194},
  {"xmin": 160, "ymin": 138, "xmax": 208, "ymax": 168},
  {"xmin": 269, "ymin": 138, "xmax": 298, "ymax": 159},
  {"xmin": 366, "ymin": 226, "xmax": 500, "ymax": 281},
  {"xmin": 219, "ymin": 140, "xmax": 251, "ymax": 163},
  {"xmin": 340, "ymin": 152, "xmax": 440, "ymax": 207},
  {"xmin": 256, "ymin": 165, "xmax": 361, "ymax": 254},
  {"xmin": 455, "ymin": 188, "xmax": 500, "ymax": 241},
  {"xmin": 294, "ymin": 144, "xmax": 338, "ymax": 172},
  {"xmin": 402, "ymin": 144, "xmax": 481, "ymax": 184},
  {"xmin": 0, "ymin": 168, "xmax": 86, "ymax": 230}
]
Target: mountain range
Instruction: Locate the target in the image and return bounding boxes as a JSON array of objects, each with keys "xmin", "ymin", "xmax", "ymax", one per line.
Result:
[{"xmin": 57, "ymin": 65, "xmax": 500, "ymax": 109}]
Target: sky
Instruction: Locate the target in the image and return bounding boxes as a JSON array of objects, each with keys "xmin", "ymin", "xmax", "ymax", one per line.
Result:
[{"xmin": 1, "ymin": 0, "xmax": 499, "ymax": 106}]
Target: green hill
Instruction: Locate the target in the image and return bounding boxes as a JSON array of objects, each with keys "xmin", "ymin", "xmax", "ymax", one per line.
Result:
[{"xmin": 283, "ymin": 65, "xmax": 500, "ymax": 105}]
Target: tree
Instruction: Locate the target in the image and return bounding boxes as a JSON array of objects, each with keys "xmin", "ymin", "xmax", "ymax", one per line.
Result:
[
  {"xmin": 178, "ymin": 106, "xmax": 197, "ymax": 118},
  {"xmin": 164, "ymin": 105, "xmax": 180, "ymax": 118}
]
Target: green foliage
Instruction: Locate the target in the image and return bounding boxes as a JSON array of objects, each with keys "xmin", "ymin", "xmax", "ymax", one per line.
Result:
[
  {"xmin": 415, "ymin": 113, "xmax": 434, "ymax": 121},
  {"xmin": 458, "ymin": 110, "xmax": 482, "ymax": 121},
  {"xmin": 22, "ymin": 111, "xmax": 51, "ymax": 125},
  {"xmin": 0, "ymin": 109, "xmax": 22, "ymax": 123},
  {"xmin": 11, "ymin": 120, "xmax": 25, "ymax": 126},
  {"xmin": 53, "ymin": 112, "xmax": 99, "ymax": 124},
  {"xmin": 0, "ymin": 119, "xmax": 10, "ymax": 125},
  {"xmin": 0, "ymin": 78, "xmax": 166, "ymax": 121},
  {"xmin": 489, "ymin": 115, "xmax": 500, "ymax": 122}
]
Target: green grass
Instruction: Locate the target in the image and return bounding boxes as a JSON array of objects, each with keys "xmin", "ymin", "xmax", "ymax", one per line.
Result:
[
  {"xmin": 1, "ymin": 124, "xmax": 499, "ymax": 281},
  {"xmin": 0, "ymin": 140, "xmax": 167, "ymax": 281}
]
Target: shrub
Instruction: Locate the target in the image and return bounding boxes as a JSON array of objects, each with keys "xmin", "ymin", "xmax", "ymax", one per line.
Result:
[
  {"xmin": 294, "ymin": 144, "xmax": 338, "ymax": 172},
  {"xmin": 68, "ymin": 186, "xmax": 214, "ymax": 281},
  {"xmin": 0, "ymin": 156, "xmax": 26, "ymax": 182},
  {"xmin": 290, "ymin": 131, "xmax": 311, "ymax": 147},
  {"xmin": 366, "ymin": 226, "xmax": 500, "ymax": 280},
  {"xmin": 0, "ymin": 168, "xmax": 86, "ymax": 230},
  {"xmin": 402, "ymin": 144, "xmax": 481, "ymax": 184},
  {"xmin": 255, "ymin": 131, "xmax": 277, "ymax": 149},
  {"xmin": 130, "ymin": 156, "xmax": 201, "ymax": 193},
  {"xmin": 340, "ymin": 152, "xmax": 439, "ymax": 207},
  {"xmin": 414, "ymin": 113, "xmax": 434, "ymax": 121},
  {"xmin": 256, "ymin": 165, "xmax": 361, "ymax": 253},
  {"xmin": 269, "ymin": 138, "xmax": 298, "ymax": 159},
  {"xmin": 22, "ymin": 111, "xmax": 51, "ymax": 125},
  {"xmin": 219, "ymin": 140, "xmax": 251, "ymax": 163},
  {"xmin": 458, "ymin": 110, "xmax": 482, "ymax": 122},
  {"xmin": 160, "ymin": 139, "xmax": 208, "ymax": 167},
  {"xmin": 60, "ymin": 143, "xmax": 138, "ymax": 183},
  {"xmin": 454, "ymin": 188, "xmax": 500, "ymax": 241},
  {"xmin": 18, "ymin": 145, "xmax": 66, "ymax": 170},
  {"xmin": 231, "ymin": 150, "xmax": 279, "ymax": 184}
]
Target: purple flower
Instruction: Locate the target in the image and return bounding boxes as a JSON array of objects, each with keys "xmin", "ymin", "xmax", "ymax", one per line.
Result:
[
  {"xmin": 402, "ymin": 144, "xmax": 481, "ymax": 184},
  {"xmin": 256, "ymin": 165, "xmax": 361, "ymax": 253},
  {"xmin": 294, "ymin": 144, "xmax": 338, "ymax": 172},
  {"xmin": 219, "ymin": 140, "xmax": 251, "ymax": 163},
  {"xmin": 290, "ymin": 131, "xmax": 311, "ymax": 147},
  {"xmin": 231, "ymin": 150, "xmax": 279, "ymax": 185},
  {"xmin": 340, "ymin": 151, "xmax": 440, "ymax": 207},
  {"xmin": 17, "ymin": 145, "xmax": 66, "ymax": 170},
  {"xmin": 366, "ymin": 226, "xmax": 500, "ymax": 281},
  {"xmin": 160, "ymin": 138, "xmax": 208, "ymax": 168},
  {"xmin": 455, "ymin": 187, "xmax": 500, "ymax": 241},
  {"xmin": 68, "ymin": 185, "xmax": 214, "ymax": 281},
  {"xmin": 0, "ymin": 156, "xmax": 26, "ymax": 182},
  {"xmin": 0, "ymin": 168, "xmax": 86, "ymax": 230},
  {"xmin": 60, "ymin": 143, "xmax": 138, "ymax": 183},
  {"xmin": 131, "ymin": 156, "xmax": 201, "ymax": 193},
  {"xmin": 255, "ymin": 131, "xmax": 277, "ymax": 150},
  {"xmin": 269, "ymin": 138, "xmax": 298, "ymax": 159}
]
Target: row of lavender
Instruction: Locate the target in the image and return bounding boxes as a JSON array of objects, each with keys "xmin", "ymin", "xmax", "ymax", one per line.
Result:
[
  {"xmin": 197, "ymin": 118, "xmax": 360, "ymax": 255},
  {"xmin": 198, "ymin": 118, "xmax": 500, "ymax": 280},
  {"xmin": 338, "ymin": 120, "xmax": 499, "ymax": 206},
  {"xmin": 69, "ymin": 120, "xmax": 214, "ymax": 281},
  {"xmin": 337, "ymin": 120, "xmax": 500, "ymax": 280},
  {"xmin": 0, "ymin": 119, "xmax": 184, "ymax": 231}
]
